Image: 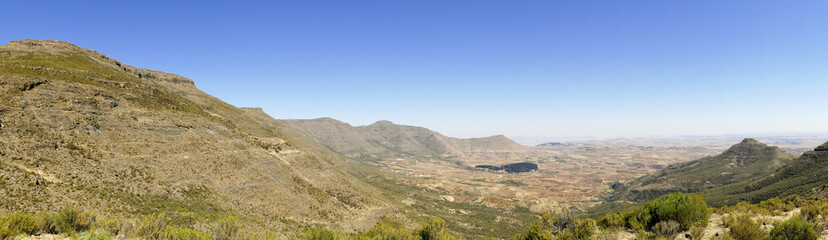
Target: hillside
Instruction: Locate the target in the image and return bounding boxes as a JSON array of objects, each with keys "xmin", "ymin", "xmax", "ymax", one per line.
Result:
[
  {"xmin": 611, "ymin": 138, "xmax": 795, "ymax": 202},
  {"xmin": 281, "ymin": 117, "xmax": 533, "ymax": 163},
  {"xmin": 0, "ymin": 39, "xmax": 391, "ymax": 232},
  {"xmin": 703, "ymin": 141, "xmax": 828, "ymax": 206}
]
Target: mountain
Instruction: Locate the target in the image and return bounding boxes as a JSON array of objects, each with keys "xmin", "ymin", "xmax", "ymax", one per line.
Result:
[
  {"xmin": 702, "ymin": 141, "xmax": 828, "ymax": 206},
  {"xmin": 280, "ymin": 118, "xmax": 533, "ymax": 163},
  {"xmin": 0, "ymin": 39, "xmax": 390, "ymax": 231},
  {"xmin": 610, "ymin": 138, "xmax": 795, "ymax": 202}
]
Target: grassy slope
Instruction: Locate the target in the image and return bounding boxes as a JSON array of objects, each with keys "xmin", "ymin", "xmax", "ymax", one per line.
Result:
[
  {"xmin": 611, "ymin": 138, "xmax": 794, "ymax": 203},
  {"xmin": 0, "ymin": 39, "xmax": 390, "ymax": 234},
  {"xmin": 703, "ymin": 147, "xmax": 828, "ymax": 206}
]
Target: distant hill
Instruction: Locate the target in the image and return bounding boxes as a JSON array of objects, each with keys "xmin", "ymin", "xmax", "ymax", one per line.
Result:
[
  {"xmin": 702, "ymin": 141, "xmax": 828, "ymax": 206},
  {"xmin": 610, "ymin": 138, "xmax": 794, "ymax": 202},
  {"xmin": 0, "ymin": 39, "xmax": 388, "ymax": 231},
  {"xmin": 280, "ymin": 118, "xmax": 533, "ymax": 163}
]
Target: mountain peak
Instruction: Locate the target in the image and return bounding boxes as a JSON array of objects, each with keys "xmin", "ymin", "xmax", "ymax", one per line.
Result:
[{"xmin": 739, "ymin": 138, "xmax": 762, "ymax": 145}]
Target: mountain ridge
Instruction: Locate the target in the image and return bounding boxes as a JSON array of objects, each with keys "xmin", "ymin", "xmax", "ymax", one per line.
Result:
[
  {"xmin": 280, "ymin": 117, "xmax": 533, "ymax": 163},
  {"xmin": 610, "ymin": 138, "xmax": 795, "ymax": 202}
]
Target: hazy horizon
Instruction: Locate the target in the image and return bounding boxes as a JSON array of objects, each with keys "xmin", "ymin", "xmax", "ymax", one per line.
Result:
[{"xmin": 4, "ymin": 1, "xmax": 828, "ymax": 139}]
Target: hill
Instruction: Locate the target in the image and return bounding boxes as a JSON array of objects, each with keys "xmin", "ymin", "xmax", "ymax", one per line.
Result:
[
  {"xmin": 281, "ymin": 117, "xmax": 533, "ymax": 163},
  {"xmin": 611, "ymin": 138, "xmax": 795, "ymax": 202},
  {"xmin": 703, "ymin": 141, "xmax": 828, "ymax": 206},
  {"xmin": 0, "ymin": 39, "xmax": 391, "ymax": 232}
]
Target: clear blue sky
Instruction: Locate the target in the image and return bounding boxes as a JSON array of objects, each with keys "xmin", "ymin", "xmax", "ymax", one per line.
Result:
[{"xmin": 2, "ymin": 1, "xmax": 827, "ymax": 139}]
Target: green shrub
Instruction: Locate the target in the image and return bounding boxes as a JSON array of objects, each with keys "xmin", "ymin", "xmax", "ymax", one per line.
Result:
[
  {"xmin": 759, "ymin": 198, "xmax": 793, "ymax": 215},
  {"xmin": 164, "ymin": 227, "xmax": 213, "ymax": 240},
  {"xmin": 37, "ymin": 212, "xmax": 58, "ymax": 234},
  {"xmin": 597, "ymin": 213, "xmax": 624, "ymax": 230},
  {"xmin": 302, "ymin": 227, "xmax": 342, "ymax": 240},
  {"xmin": 623, "ymin": 208, "xmax": 652, "ymax": 231},
  {"xmin": 0, "ymin": 212, "xmax": 38, "ymax": 238},
  {"xmin": 519, "ymin": 211, "xmax": 574, "ymax": 240},
  {"xmin": 767, "ymin": 217, "xmax": 817, "ymax": 240},
  {"xmin": 643, "ymin": 192, "xmax": 709, "ymax": 231},
  {"xmin": 214, "ymin": 216, "xmax": 241, "ymax": 240},
  {"xmin": 726, "ymin": 215, "xmax": 765, "ymax": 240},
  {"xmin": 136, "ymin": 212, "xmax": 169, "ymax": 240},
  {"xmin": 354, "ymin": 222, "xmax": 417, "ymax": 240},
  {"xmin": 90, "ymin": 215, "xmax": 120, "ymax": 236},
  {"xmin": 557, "ymin": 219, "xmax": 595, "ymax": 240},
  {"xmin": 55, "ymin": 206, "xmax": 94, "ymax": 234},
  {"xmin": 652, "ymin": 220, "xmax": 680, "ymax": 237},
  {"xmin": 689, "ymin": 224, "xmax": 705, "ymax": 239},
  {"xmin": 418, "ymin": 217, "xmax": 455, "ymax": 240}
]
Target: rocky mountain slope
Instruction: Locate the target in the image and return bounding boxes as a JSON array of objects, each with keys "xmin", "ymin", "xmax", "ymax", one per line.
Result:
[
  {"xmin": 611, "ymin": 138, "xmax": 795, "ymax": 202},
  {"xmin": 703, "ymin": 141, "xmax": 828, "ymax": 206},
  {"xmin": 281, "ymin": 117, "xmax": 533, "ymax": 163},
  {"xmin": 0, "ymin": 39, "xmax": 390, "ymax": 232}
]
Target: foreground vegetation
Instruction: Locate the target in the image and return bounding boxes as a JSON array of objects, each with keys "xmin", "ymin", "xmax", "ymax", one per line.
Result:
[{"xmin": 4, "ymin": 192, "xmax": 828, "ymax": 239}]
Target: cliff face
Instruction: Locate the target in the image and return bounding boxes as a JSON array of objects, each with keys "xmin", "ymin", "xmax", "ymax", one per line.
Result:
[{"xmin": 0, "ymin": 39, "xmax": 389, "ymax": 231}]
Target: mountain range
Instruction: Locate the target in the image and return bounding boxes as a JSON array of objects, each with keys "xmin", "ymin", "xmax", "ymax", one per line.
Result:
[{"xmin": 281, "ymin": 117, "xmax": 534, "ymax": 164}]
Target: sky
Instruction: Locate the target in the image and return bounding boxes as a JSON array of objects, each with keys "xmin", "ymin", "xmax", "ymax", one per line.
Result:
[{"xmin": 2, "ymin": 1, "xmax": 828, "ymax": 139}]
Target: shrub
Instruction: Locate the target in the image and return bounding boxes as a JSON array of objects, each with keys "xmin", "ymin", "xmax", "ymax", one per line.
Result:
[
  {"xmin": 520, "ymin": 211, "xmax": 575, "ymax": 239},
  {"xmin": 418, "ymin": 218, "xmax": 455, "ymax": 240},
  {"xmin": 214, "ymin": 216, "xmax": 241, "ymax": 240},
  {"xmin": 81, "ymin": 230, "xmax": 114, "ymax": 240},
  {"xmin": 767, "ymin": 217, "xmax": 817, "ymax": 240},
  {"xmin": 623, "ymin": 208, "xmax": 652, "ymax": 231},
  {"xmin": 643, "ymin": 192, "xmax": 709, "ymax": 231},
  {"xmin": 136, "ymin": 212, "xmax": 169, "ymax": 240},
  {"xmin": 90, "ymin": 215, "xmax": 120, "ymax": 236},
  {"xmin": 598, "ymin": 213, "xmax": 624, "ymax": 230},
  {"xmin": 689, "ymin": 224, "xmax": 705, "ymax": 239},
  {"xmin": 355, "ymin": 222, "xmax": 416, "ymax": 240},
  {"xmin": 164, "ymin": 227, "xmax": 213, "ymax": 240},
  {"xmin": 557, "ymin": 219, "xmax": 595, "ymax": 240},
  {"xmin": 37, "ymin": 212, "xmax": 58, "ymax": 234},
  {"xmin": 727, "ymin": 215, "xmax": 765, "ymax": 240},
  {"xmin": 0, "ymin": 212, "xmax": 38, "ymax": 238},
  {"xmin": 652, "ymin": 220, "xmax": 680, "ymax": 237},
  {"xmin": 759, "ymin": 198, "xmax": 793, "ymax": 215},
  {"xmin": 55, "ymin": 206, "xmax": 94, "ymax": 234},
  {"xmin": 302, "ymin": 227, "xmax": 342, "ymax": 240}
]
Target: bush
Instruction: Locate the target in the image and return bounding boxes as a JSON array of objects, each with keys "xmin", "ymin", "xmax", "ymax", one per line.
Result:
[
  {"xmin": 418, "ymin": 218, "xmax": 457, "ymax": 240},
  {"xmin": 623, "ymin": 208, "xmax": 652, "ymax": 231},
  {"xmin": 90, "ymin": 215, "xmax": 120, "ymax": 236},
  {"xmin": 0, "ymin": 212, "xmax": 38, "ymax": 238},
  {"xmin": 164, "ymin": 227, "xmax": 213, "ymax": 240},
  {"xmin": 214, "ymin": 216, "xmax": 241, "ymax": 240},
  {"xmin": 557, "ymin": 219, "xmax": 595, "ymax": 240},
  {"xmin": 354, "ymin": 222, "xmax": 417, "ymax": 240},
  {"xmin": 727, "ymin": 215, "xmax": 765, "ymax": 240},
  {"xmin": 652, "ymin": 220, "xmax": 680, "ymax": 237},
  {"xmin": 302, "ymin": 227, "xmax": 342, "ymax": 240},
  {"xmin": 55, "ymin": 206, "xmax": 94, "ymax": 234},
  {"xmin": 643, "ymin": 192, "xmax": 709, "ymax": 231},
  {"xmin": 519, "ymin": 211, "xmax": 574, "ymax": 239},
  {"xmin": 759, "ymin": 198, "xmax": 793, "ymax": 215},
  {"xmin": 767, "ymin": 217, "xmax": 817, "ymax": 240},
  {"xmin": 598, "ymin": 213, "xmax": 624, "ymax": 230},
  {"xmin": 689, "ymin": 224, "xmax": 705, "ymax": 239},
  {"xmin": 136, "ymin": 212, "xmax": 169, "ymax": 240}
]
